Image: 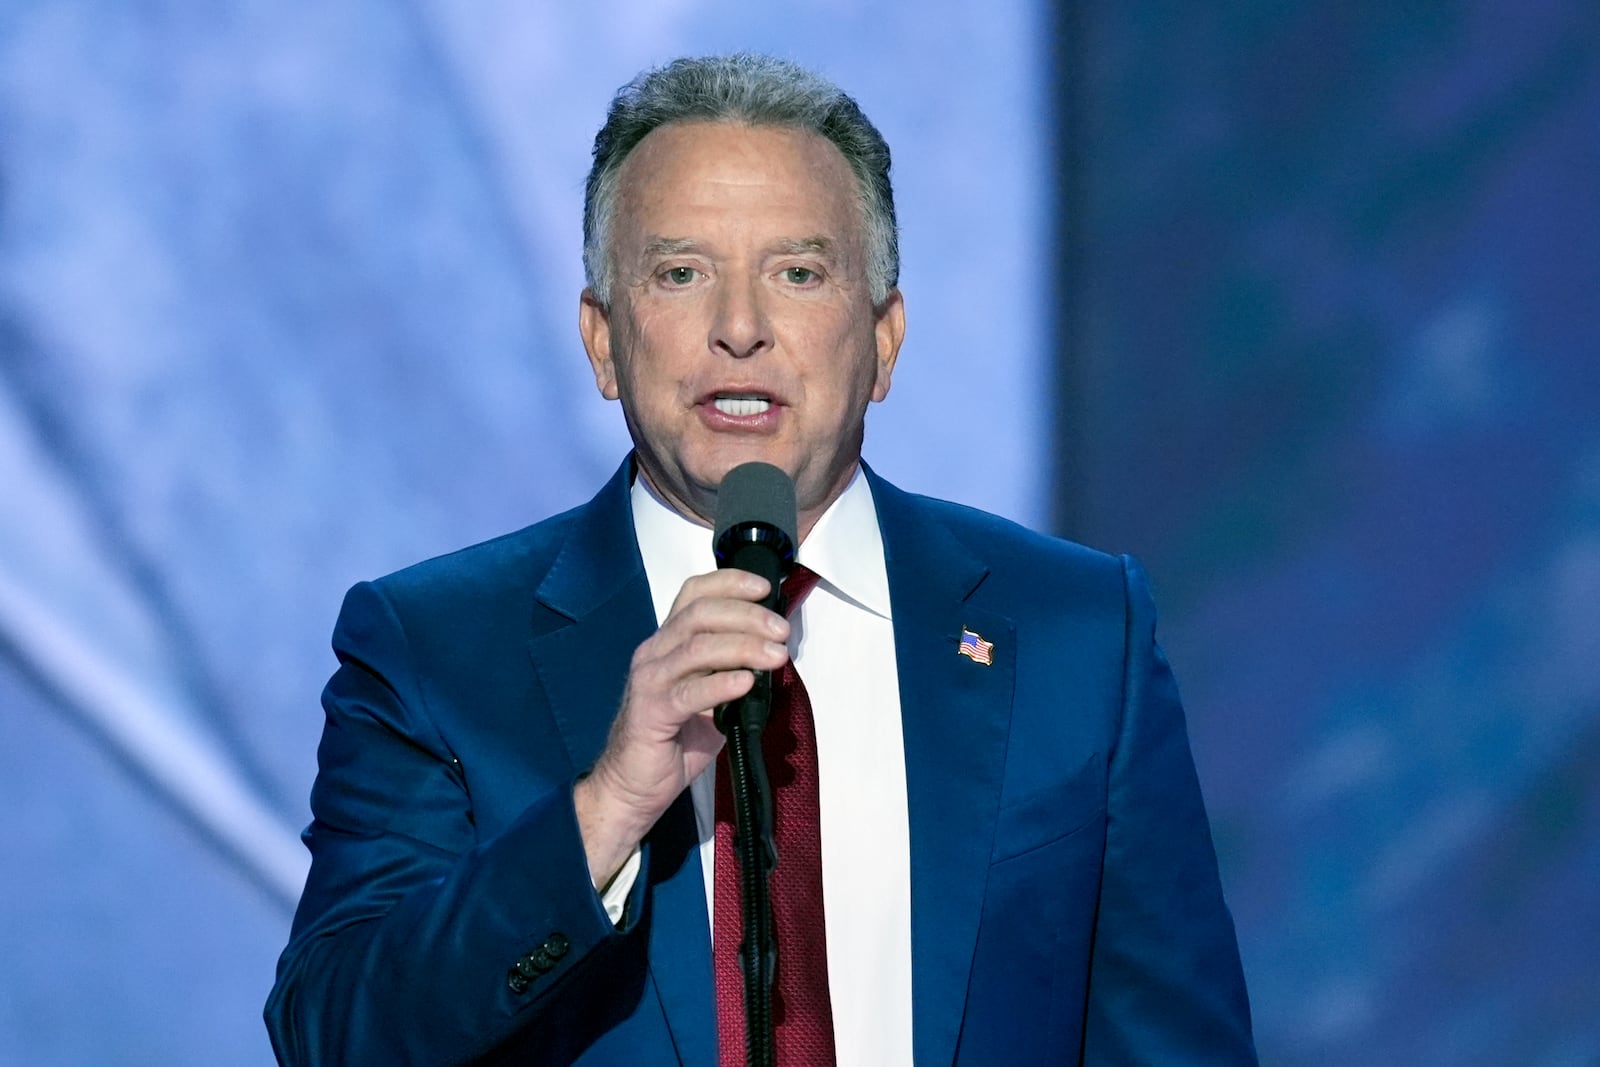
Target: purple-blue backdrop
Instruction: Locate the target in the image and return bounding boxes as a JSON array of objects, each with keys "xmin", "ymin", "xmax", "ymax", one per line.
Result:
[{"xmin": 0, "ymin": 3, "xmax": 1594, "ymax": 1064}]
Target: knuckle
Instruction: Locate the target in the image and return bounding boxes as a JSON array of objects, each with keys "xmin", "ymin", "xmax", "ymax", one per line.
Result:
[
  {"xmin": 631, "ymin": 636, "xmax": 664, "ymax": 669},
  {"xmin": 668, "ymin": 676, "xmax": 704, "ymax": 715},
  {"xmin": 627, "ymin": 655, "xmax": 662, "ymax": 690}
]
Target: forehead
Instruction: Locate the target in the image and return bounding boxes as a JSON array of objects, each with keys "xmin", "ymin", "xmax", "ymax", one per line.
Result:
[{"xmin": 611, "ymin": 121, "xmax": 861, "ymax": 245}]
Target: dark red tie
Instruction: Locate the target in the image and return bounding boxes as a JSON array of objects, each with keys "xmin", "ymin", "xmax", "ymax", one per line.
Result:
[{"xmin": 714, "ymin": 564, "xmax": 836, "ymax": 1066}]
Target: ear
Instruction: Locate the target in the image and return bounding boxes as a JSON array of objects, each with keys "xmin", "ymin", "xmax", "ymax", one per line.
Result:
[
  {"xmin": 870, "ymin": 289, "xmax": 906, "ymax": 402},
  {"xmin": 579, "ymin": 289, "xmax": 619, "ymax": 400}
]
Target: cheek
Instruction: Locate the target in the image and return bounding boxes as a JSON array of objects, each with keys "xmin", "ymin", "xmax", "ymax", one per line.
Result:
[
  {"xmin": 609, "ymin": 310, "xmax": 663, "ymax": 386},
  {"xmin": 626, "ymin": 305, "xmax": 702, "ymax": 370},
  {"xmin": 791, "ymin": 307, "xmax": 870, "ymax": 366}
]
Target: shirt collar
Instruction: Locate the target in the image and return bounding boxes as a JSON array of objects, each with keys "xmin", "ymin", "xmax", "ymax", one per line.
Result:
[
  {"xmin": 630, "ymin": 464, "xmax": 891, "ymax": 623},
  {"xmin": 797, "ymin": 467, "xmax": 891, "ymax": 620}
]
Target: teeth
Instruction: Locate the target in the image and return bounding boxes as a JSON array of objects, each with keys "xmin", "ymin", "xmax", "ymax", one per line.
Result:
[{"xmin": 713, "ymin": 396, "xmax": 771, "ymax": 417}]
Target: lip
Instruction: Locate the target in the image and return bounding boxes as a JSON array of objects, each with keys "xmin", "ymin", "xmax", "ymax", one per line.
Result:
[{"xmin": 695, "ymin": 387, "xmax": 786, "ymax": 432}]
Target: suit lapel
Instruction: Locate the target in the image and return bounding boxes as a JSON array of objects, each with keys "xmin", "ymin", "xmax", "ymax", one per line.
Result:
[
  {"xmin": 527, "ymin": 461, "xmax": 655, "ymax": 769},
  {"xmin": 869, "ymin": 470, "xmax": 1015, "ymax": 1067},
  {"xmin": 526, "ymin": 459, "xmax": 717, "ymax": 1065}
]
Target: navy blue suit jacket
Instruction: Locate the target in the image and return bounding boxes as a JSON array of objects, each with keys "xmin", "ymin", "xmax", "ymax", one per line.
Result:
[{"xmin": 266, "ymin": 460, "xmax": 1255, "ymax": 1064}]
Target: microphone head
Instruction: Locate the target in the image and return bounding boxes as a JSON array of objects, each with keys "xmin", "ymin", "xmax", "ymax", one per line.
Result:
[{"xmin": 714, "ymin": 462, "xmax": 798, "ymax": 563}]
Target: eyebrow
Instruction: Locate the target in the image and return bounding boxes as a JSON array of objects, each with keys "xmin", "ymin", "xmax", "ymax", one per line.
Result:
[
  {"xmin": 639, "ymin": 237, "xmax": 703, "ymax": 258},
  {"xmin": 772, "ymin": 236, "xmax": 836, "ymax": 257}
]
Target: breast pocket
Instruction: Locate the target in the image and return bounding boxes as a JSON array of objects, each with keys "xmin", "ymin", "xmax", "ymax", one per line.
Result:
[
  {"xmin": 990, "ymin": 752, "xmax": 1105, "ymax": 864},
  {"xmin": 961, "ymin": 753, "xmax": 1107, "ymax": 1062}
]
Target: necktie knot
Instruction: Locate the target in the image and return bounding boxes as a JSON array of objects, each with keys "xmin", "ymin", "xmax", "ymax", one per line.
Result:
[{"xmin": 781, "ymin": 564, "xmax": 821, "ymax": 616}]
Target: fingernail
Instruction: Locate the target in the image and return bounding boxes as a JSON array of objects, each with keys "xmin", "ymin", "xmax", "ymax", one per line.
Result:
[{"xmin": 765, "ymin": 641, "xmax": 787, "ymax": 658}]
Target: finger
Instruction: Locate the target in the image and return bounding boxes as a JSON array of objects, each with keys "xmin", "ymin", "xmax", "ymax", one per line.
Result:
[
  {"xmin": 679, "ymin": 711, "xmax": 728, "ymax": 779},
  {"xmin": 667, "ymin": 667, "xmax": 762, "ymax": 719},
  {"xmin": 669, "ymin": 596, "xmax": 788, "ymax": 641},
  {"xmin": 669, "ymin": 569, "xmax": 771, "ymax": 614},
  {"xmin": 634, "ymin": 632, "xmax": 789, "ymax": 702},
  {"xmin": 641, "ymin": 598, "xmax": 789, "ymax": 663},
  {"xmin": 615, "ymin": 665, "xmax": 759, "ymax": 746},
  {"xmin": 676, "ymin": 630, "xmax": 790, "ymax": 675}
]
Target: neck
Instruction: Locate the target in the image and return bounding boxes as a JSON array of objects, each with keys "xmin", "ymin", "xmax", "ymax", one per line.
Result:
[{"xmin": 632, "ymin": 458, "xmax": 861, "ymax": 545}]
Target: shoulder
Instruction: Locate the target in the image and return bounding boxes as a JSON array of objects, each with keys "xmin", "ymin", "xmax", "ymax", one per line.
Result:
[
  {"xmin": 329, "ymin": 503, "xmax": 593, "ymax": 652},
  {"xmin": 870, "ymin": 475, "xmax": 1136, "ymax": 612},
  {"xmin": 891, "ymin": 487, "xmax": 1115, "ymax": 568},
  {"xmin": 365, "ymin": 457, "xmax": 637, "ymax": 614},
  {"xmin": 374, "ymin": 505, "xmax": 581, "ymax": 606}
]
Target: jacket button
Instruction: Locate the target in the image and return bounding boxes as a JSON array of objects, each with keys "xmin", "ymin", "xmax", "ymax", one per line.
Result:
[
  {"xmin": 515, "ymin": 955, "xmax": 541, "ymax": 979},
  {"xmin": 543, "ymin": 933, "xmax": 570, "ymax": 960},
  {"xmin": 506, "ymin": 970, "xmax": 530, "ymax": 995}
]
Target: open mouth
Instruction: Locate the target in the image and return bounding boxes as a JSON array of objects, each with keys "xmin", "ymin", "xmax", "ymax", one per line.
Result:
[{"xmin": 712, "ymin": 395, "xmax": 772, "ymax": 417}]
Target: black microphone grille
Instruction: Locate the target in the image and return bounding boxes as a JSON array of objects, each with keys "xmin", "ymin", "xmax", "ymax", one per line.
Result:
[{"xmin": 714, "ymin": 462, "xmax": 798, "ymax": 547}]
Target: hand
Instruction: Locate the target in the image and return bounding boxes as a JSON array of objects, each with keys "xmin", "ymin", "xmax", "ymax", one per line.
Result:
[{"xmin": 574, "ymin": 568, "xmax": 790, "ymax": 887}]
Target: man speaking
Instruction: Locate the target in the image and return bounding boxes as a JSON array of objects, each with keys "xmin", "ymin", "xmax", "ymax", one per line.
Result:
[{"xmin": 265, "ymin": 54, "xmax": 1256, "ymax": 1065}]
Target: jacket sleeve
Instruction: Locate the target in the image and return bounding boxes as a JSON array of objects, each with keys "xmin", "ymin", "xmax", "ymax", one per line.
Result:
[
  {"xmin": 264, "ymin": 580, "xmax": 649, "ymax": 1066},
  {"xmin": 1081, "ymin": 557, "xmax": 1258, "ymax": 1064}
]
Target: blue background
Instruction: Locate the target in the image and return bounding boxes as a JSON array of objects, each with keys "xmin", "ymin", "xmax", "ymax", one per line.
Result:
[{"xmin": 1, "ymin": 3, "xmax": 1594, "ymax": 1064}]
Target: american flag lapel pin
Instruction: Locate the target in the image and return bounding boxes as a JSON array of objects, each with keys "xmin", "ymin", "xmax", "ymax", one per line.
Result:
[{"xmin": 957, "ymin": 628, "xmax": 994, "ymax": 665}]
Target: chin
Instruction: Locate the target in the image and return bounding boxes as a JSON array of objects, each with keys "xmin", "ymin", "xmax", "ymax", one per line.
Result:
[{"xmin": 701, "ymin": 447, "xmax": 794, "ymax": 482}]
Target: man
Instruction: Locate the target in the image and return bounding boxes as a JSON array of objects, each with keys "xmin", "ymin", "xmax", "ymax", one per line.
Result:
[{"xmin": 266, "ymin": 54, "xmax": 1256, "ymax": 1065}]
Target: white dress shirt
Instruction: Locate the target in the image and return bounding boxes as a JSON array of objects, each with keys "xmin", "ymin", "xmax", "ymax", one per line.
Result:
[{"xmin": 622, "ymin": 467, "xmax": 914, "ymax": 1067}]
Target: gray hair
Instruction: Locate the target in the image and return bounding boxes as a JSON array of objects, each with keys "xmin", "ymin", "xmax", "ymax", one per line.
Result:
[{"xmin": 583, "ymin": 54, "xmax": 899, "ymax": 307}]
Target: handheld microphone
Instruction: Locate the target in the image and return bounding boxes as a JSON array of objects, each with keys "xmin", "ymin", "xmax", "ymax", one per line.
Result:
[
  {"xmin": 712, "ymin": 462, "xmax": 797, "ymax": 734},
  {"xmin": 713, "ymin": 462, "xmax": 797, "ymax": 613}
]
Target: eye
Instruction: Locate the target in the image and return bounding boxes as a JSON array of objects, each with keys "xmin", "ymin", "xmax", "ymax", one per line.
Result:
[
  {"xmin": 661, "ymin": 266, "xmax": 700, "ymax": 286},
  {"xmin": 782, "ymin": 266, "xmax": 818, "ymax": 285}
]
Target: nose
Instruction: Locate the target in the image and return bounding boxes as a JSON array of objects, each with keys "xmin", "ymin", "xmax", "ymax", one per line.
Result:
[{"xmin": 708, "ymin": 274, "xmax": 772, "ymax": 359}]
